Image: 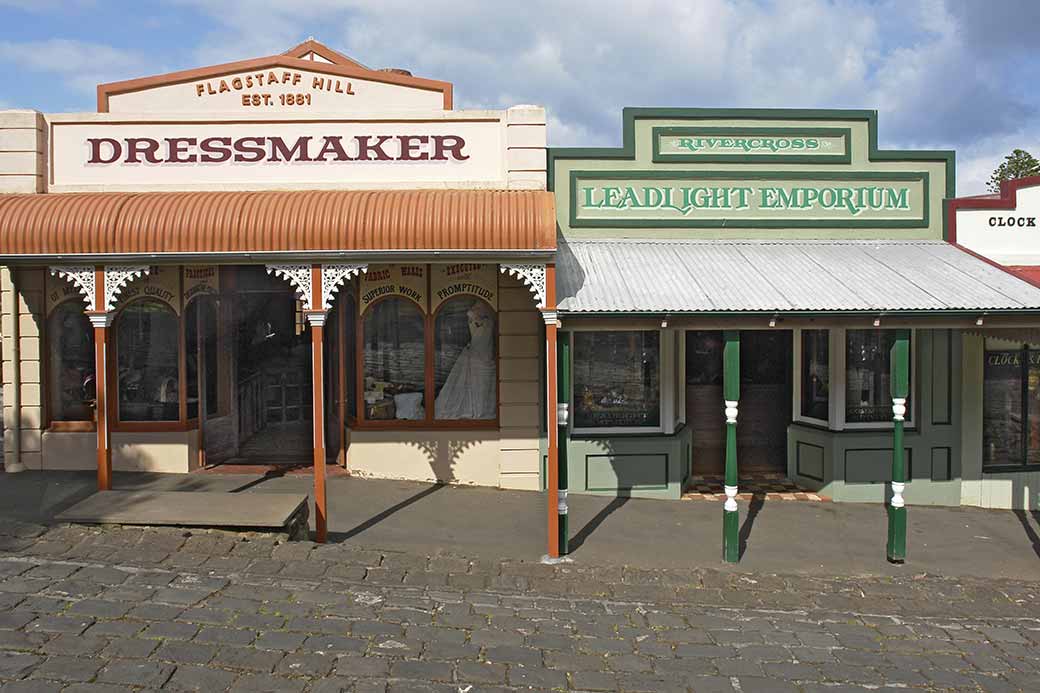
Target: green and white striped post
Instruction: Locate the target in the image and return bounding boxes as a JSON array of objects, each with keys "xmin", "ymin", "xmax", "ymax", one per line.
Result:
[
  {"xmin": 887, "ymin": 329, "xmax": 911, "ymax": 563},
  {"xmin": 723, "ymin": 330, "xmax": 740, "ymax": 563},
  {"xmin": 556, "ymin": 334, "xmax": 570, "ymax": 555}
]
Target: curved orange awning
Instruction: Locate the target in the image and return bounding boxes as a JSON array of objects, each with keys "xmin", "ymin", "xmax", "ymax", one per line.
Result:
[{"xmin": 0, "ymin": 189, "xmax": 556, "ymax": 258}]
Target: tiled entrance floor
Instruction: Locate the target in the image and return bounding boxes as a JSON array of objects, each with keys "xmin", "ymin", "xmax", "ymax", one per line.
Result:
[{"xmin": 683, "ymin": 473, "xmax": 830, "ymax": 502}]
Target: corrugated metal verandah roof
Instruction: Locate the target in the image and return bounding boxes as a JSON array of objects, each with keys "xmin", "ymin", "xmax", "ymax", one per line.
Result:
[
  {"xmin": 556, "ymin": 239, "xmax": 1040, "ymax": 313},
  {"xmin": 0, "ymin": 189, "xmax": 556, "ymax": 258}
]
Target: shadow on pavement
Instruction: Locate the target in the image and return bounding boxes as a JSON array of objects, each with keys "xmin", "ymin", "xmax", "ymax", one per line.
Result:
[
  {"xmin": 739, "ymin": 493, "xmax": 766, "ymax": 560},
  {"xmin": 1011, "ymin": 509, "xmax": 1040, "ymax": 560},
  {"xmin": 569, "ymin": 496, "xmax": 629, "ymax": 552},
  {"xmin": 330, "ymin": 482, "xmax": 445, "ymax": 542}
]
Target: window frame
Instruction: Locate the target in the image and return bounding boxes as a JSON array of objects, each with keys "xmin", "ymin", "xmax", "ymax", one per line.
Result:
[
  {"xmin": 184, "ymin": 293, "xmax": 226, "ymax": 423},
  {"xmin": 352, "ymin": 285, "xmax": 501, "ymax": 431},
  {"xmin": 569, "ymin": 326, "xmax": 669, "ymax": 436},
  {"xmin": 792, "ymin": 327, "xmax": 916, "ymax": 431},
  {"xmin": 791, "ymin": 328, "xmax": 831, "ymax": 428},
  {"xmin": 109, "ymin": 296, "xmax": 190, "ymax": 432},
  {"xmin": 981, "ymin": 340, "xmax": 1040, "ymax": 473},
  {"xmin": 43, "ymin": 295, "xmax": 97, "ymax": 433}
]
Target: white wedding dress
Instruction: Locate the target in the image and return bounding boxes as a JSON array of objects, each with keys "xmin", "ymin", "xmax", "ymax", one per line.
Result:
[{"xmin": 435, "ymin": 305, "xmax": 496, "ymax": 419}]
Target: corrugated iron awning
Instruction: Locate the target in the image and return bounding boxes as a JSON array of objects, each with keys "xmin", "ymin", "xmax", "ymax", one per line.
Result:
[
  {"xmin": 0, "ymin": 190, "xmax": 556, "ymax": 259},
  {"xmin": 557, "ymin": 239, "xmax": 1040, "ymax": 313}
]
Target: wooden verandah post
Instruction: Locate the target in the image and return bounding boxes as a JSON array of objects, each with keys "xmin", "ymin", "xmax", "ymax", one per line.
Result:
[
  {"xmin": 543, "ymin": 264, "xmax": 561, "ymax": 559},
  {"xmin": 887, "ymin": 329, "xmax": 911, "ymax": 562},
  {"xmin": 306, "ymin": 264, "xmax": 329, "ymax": 544},
  {"xmin": 86, "ymin": 266, "xmax": 112, "ymax": 491},
  {"xmin": 722, "ymin": 329, "xmax": 740, "ymax": 563}
]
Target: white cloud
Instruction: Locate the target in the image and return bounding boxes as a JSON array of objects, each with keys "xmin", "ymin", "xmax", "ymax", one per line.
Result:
[{"xmin": 0, "ymin": 38, "xmax": 146, "ymax": 94}]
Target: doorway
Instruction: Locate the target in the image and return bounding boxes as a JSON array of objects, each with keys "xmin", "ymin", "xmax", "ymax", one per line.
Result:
[
  {"xmin": 233, "ymin": 266, "xmax": 313, "ymax": 463},
  {"xmin": 685, "ymin": 330, "xmax": 793, "ymax": 476}
]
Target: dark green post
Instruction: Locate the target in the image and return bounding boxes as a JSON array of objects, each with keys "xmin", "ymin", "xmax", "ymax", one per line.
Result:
[
  {"xmin": 723, "ymin": 330, "xmax": 740, "ymax": 563},
  {"xmin": 886, "ymin": 329, "xmax": 910, "ymax": 563},
  {"xmin": 556, "ymin": 334, "xmax": 570, "ymax": 555}
]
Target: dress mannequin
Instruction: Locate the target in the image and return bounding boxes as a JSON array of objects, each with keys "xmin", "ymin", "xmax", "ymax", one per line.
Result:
[{"xmin": 435, "ymin": 301, "xmax": 495, "ymax": 419}]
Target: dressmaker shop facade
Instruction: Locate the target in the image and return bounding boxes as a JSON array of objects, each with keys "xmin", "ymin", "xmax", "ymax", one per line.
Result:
[{"xmin": 0, "ymin": 41, "xmax": 558, "ymax": 541}]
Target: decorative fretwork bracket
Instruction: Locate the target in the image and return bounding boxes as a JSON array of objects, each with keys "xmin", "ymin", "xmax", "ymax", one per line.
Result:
[
  {"xmin": 104, "ymin": 266, "xmax": 150, "ymax": 311},
  {"xmin": 321, "ymin": 264, "xmax": 368, "ymax": 310},
  {"xmin": 500, "ymin": 263, "xmax": 547, "ymax": 309},
  {"xmin": 266, "ymin": 264, "xmax": 314, "ymax": 310},
  {"xmin": 48, "ymin": 266, "xmax": 96, "ymax": 311}
]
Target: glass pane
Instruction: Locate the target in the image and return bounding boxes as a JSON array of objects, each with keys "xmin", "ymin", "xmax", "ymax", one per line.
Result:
[
  {"xmin": 434, "ymin": 299, "xmax": 496, "ymax": 420},
  {"xmin": 362, "ymin": 298, "xmax": 425, "ymax": 421},
  {"xmin": 203, "ymin": 299, "xmax": 218, "ymax": 416},
  {"xmin": 801, "ymin": 330, "xmax": 829, "ymax": 420},
  {"xmin": 1030, "ymin": 351, "xmax": 1040, "ymax": 465},
  {"xmin": 46, "ymin": 302, "xmax": 95, "ymax": 422},
  {"xmin": 117, "ymin": 299, "xmax": 180, "ymax": 421},
  {"xmin": 573, "ymin": 331, "xmax": 660, "ymax": 429},
  {"xmin": 685, "ymin": 331, "xmax": 723, "ymax": 385},
  {"xmin": 984, "ymin": 349, "xmax": 1024, "ymax": 467},
  {"xmin": 185, "ymin": 300, "xmax": 199, "ymax": 420},
  {"xmin": 844, "ymin": 330, "xmax": 910, "ymax": 424}
]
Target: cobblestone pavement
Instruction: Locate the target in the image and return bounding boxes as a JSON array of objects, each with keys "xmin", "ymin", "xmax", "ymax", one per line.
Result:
[{"xmin": 0, "ymin": 521, "xmax": 1037, "ymax": 692}]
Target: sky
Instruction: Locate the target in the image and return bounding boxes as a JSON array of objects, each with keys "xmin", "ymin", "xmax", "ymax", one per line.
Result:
[{"xmin": 0, "ymin": 0, "xmax": 1037, "ymax": 194}]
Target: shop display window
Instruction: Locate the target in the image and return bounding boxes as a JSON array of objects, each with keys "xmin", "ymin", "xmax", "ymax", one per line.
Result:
[
  {"xmin": 844, "ymin": 329, "xmax": 911, "ymax": 424},
  {"xmin": 185, "ymin": 297, "xmax": 219, "ymax": 420},
  {"xmin": 116, "ymin": 299, "xmax": 180, "ymax": 422},
  {"xmin": 362, "ymin": 298, "xmax": 426, "ymax": 421},
  {"xmin": 800, "ymin": 329, "xmax": 830, "ymax": 421},
  {"xmin": 434, "ymin": 298, "xmax": 497, "ymax": 420},
  {"xmin": 573, "ymin": 330, "xmax": 660, "ymax": 430},
  {"xmin": 46, "ymin": 302, "xmax": 95, "ymax": 423},
  {"xmin": 982, "ymin": 345, "xmax": 1040, "ymax": 470}
]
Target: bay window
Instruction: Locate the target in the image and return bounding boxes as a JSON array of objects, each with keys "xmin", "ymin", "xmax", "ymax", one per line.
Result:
[
  {"xmin": 845, "ymin": 329, "xmax": 911, "ymax": 424},
  {"xmin": 800, "ymin": 329, "xmax": 829, "ymax": 421}
]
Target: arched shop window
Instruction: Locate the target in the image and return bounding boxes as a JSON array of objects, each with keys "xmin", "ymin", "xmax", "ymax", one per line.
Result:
[
  {"xmin": 434, "ymin": 298, "xmax": 497, "ymax": 420},
  {"xmin": 362, "ymin": 298, "xmax": 426, "ymax": 421},
  {"xmin": 46, "ymin": 301, "xmax": 95, "ymax": 423},
  {"xmin": 116, "ymin": 299, "xmax": 180, "ymax": 422},
  {"xmin": 185, "ymin": 296, "xmax": 219, "ymax": 420}
]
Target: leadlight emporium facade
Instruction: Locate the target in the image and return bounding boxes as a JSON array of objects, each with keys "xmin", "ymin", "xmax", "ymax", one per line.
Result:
[
  {"xmin": 548, "ymin": 108, "xmax": 1040, "ymax": 561},
  {"xmin": 0, "ymin": 40, "xmax": 558, "ymax": 546}
]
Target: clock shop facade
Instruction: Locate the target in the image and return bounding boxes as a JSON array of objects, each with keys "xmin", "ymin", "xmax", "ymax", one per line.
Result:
[
  {"xmin": 547, "ymin": 108, "xmax": 1040, "ymax": 537},
  {"xmin": 0, "ymin": 41, "xmax": 557, "ymax": 540}
]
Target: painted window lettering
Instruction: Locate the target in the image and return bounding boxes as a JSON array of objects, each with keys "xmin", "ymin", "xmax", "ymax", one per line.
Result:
[{"xmin": 85, "ymin": 135, "xmax": 470, "ymax": 165}]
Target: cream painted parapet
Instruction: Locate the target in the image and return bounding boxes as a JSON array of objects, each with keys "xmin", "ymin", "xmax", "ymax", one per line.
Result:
[
  {"xmin": 506, "ymin": 106, "xmax": 547, "ymax": 190},
  {"xmin": 0, "ymin": 110, "xmax": 45, "ymax": 193}
]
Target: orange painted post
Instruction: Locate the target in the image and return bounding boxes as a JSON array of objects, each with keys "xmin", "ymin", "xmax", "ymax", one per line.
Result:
[
  {"xmin": 308, "ymin": 265, "xmax": 328, "ymax": 543},
  {"xmin": 87, "ymin": 266, "xmax": 111, "ymax": 490},
  {"xmin": 543, "ymin": 264, "xmax": 559, "ymax": 559}
]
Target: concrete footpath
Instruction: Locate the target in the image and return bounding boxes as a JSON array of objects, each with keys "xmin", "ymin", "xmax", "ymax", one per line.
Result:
[{"xmin": 0, "ymin": 471, "xmax": 1037, "ymax": 581}]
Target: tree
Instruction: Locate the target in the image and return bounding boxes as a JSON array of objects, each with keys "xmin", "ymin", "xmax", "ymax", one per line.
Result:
[{"xmin": 988, "ymin": 149, "xmax": 1040, "ymax": 193}]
